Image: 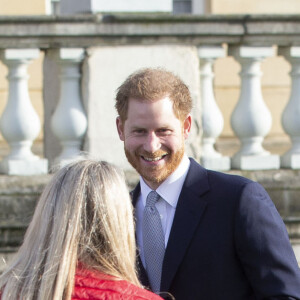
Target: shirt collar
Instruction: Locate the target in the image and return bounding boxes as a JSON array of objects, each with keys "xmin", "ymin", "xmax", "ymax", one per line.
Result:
[{"xmin": 140, "ymin": 155, "xmax": 190, "ymax": 208}]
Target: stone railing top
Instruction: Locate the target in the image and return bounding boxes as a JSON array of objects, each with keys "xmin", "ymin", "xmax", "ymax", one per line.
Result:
[{"xmin": 1, "ymin": 14, "xmax": 300, "ymax": 48}]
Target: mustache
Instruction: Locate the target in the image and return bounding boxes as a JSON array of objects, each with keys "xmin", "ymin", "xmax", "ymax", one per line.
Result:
[{"xmin": 138, "ymin": 150, "xmax": 169, "ymax": 158}]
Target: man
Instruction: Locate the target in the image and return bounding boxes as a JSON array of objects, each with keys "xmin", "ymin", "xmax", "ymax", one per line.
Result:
[{"xmin": 115, "ymin": 68, "xmax": 300, "ymax": 299}]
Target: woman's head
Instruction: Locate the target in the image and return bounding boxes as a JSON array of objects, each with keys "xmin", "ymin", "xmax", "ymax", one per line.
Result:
[
  {"xmin": 0, "ymin": 159, "xmax": 139, "ymax": 300},
  {"xmin": 48, "ymin": 160, "xmax": 137, "ymax": 276}
]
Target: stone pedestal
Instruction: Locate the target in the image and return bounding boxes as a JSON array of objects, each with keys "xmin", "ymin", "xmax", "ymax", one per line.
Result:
[
  {"xmin": 50, "ymin": 48, "xmax": 87, "ymax": 168},
  {"xmin": 0, "ymin": 159, "xmax": 48, "ymax": 176},
  {"xmin": 200, "ymin": 156, "xmax": 231, "ymax": 171},
  {"xmin": 229, "ymin": 46, "xmax": 279, "ymax": 170},
  {"xmin": 0, "ymin": 49, "xmax": 48, "ymax": 175},
  {"xmin": 198, "ymin": 46, "xmax": 230, "ymax": 171},
  {"xmin": 231, "ymin": 153, "xmax": 279, "ymax": 170},
  {"xmin": 279, "ymin": 47, "xmax": 300, "ymax": 169}
]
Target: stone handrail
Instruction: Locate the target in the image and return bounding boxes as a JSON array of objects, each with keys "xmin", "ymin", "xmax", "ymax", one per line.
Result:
[
  {"xmin": 0, "ymin": 14, "xmax": 299, "ymax": 48},
  {"xmin": 0, "ymin": 14, "xmax": 300, "ymax": 174}
]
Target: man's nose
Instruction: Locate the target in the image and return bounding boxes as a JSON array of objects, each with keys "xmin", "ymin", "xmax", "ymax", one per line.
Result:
[{"xmin": 143, "ymin": 132, "xmax": 161, "ymax": 153}]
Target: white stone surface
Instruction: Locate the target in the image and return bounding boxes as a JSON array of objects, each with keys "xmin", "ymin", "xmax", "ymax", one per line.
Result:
[
  {"xmin": 3, "ymin": 49, "xmax": 40, "ymax": 60},
  {"xmin": 59, "ymin": 48, "xmax": 85, "ymax": 60},
  {"xmin": 60, "ymin": 0, "xmax": 172, "ymax": 14},
  {"xmin": 200, "ymin": 156, "xmax": 231, "ymax": 171},
  {"xmin": 0, "ymin": 159, "xmax": 48, "ymax": 175},
  {"xmin": 281, "ymin": 152, "xmax": 300, "ymax": 169},
  {"xmin": 0, "ymin": 49, "xmax": 48, "ymax": 175},
  {"xmin": 290, "ymin": 47, "xmax": 300, "ymax": 56},
  {"xmin": 198, "ymin": 46, "xmax": 225, "ymax": 58},
  {"xmin": 198, "ymin": 46, "xmax": 230, "ymax": 171},
  {"xmin": 231, "ymin": 154, "xmax": 280, "ymax": 170},
  {"xmin": 229, "ymin": 46, "xmax": 279, "ymax": 170},
  {"xmin": 279, "ymin": 47, "xmax": 300, "ymax": 169},
  {"xmin": 80, "ymin": 45, "xmax": 201, "ymax": 171},
  {"xmin": 231, "ymin": 46, "xmax": 275, "ymax": 58}
]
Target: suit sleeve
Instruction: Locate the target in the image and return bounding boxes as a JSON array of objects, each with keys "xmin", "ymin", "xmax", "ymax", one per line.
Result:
[{"xmin": 234, "ymin": 181, "xmax": 300, "ymax": 299}]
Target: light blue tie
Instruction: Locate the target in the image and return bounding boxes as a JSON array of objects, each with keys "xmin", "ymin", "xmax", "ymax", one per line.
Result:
[{"xmin": 143, "ymin": 191, "xmax": 165, "ymax": 293}]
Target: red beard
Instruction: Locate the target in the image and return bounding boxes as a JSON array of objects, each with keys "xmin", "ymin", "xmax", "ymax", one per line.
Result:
[{"xmin": 125, "ymin": 145, "xmax": 184, "ymax": 187}]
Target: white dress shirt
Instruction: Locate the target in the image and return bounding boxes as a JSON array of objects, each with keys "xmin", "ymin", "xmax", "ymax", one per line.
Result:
[{"xmin": 135, "ymin": 155, "xmax": 190, "ymax": 267}]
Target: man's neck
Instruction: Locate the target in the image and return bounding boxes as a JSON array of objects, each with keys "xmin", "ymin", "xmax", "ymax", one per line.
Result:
[{"xmin": 143, "ymin": 179, "xmax": 161, "ymax": 191}]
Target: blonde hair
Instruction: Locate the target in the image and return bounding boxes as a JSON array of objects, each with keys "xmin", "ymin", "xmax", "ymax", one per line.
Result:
[
  {"xmin": 0, "ymin": 160, "xmax": 140, "ymax": 299},
  {"xmin": 115, "ymin": 67, "xmax": 193, "ymax": 122}
]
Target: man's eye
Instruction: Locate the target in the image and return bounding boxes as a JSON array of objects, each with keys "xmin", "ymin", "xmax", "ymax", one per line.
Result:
[
  {"xmin": 157, "ymin": 129, "xmax": 171, "ymax": 135},
  {"xmin": 134, "ymin": 129, "xmax": 145, "ymax": 134}
]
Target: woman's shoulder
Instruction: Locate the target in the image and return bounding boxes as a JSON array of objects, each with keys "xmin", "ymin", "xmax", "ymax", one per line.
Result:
[{"xmin": 72, "ymin": 266, "xmax": 162, "ymax": 300}]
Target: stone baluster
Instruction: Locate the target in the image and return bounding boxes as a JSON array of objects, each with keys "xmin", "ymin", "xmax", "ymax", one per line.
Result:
[
  {"xmin": 51, "ymin": 48, "xmax": 87, "ymax": 166},
  {"xmin": 0, "ymin": 49, "xmax": 48, "ymax": 175},
  {"xmin": 279, "ymin": 47, "xmax": 300, "ymax": 168},
  {"xmin": 198, "ymin": 46, "xmax": 230, "ymax": 170},
  {"xmin": 229, "ymin": 46, "xmax": 279, "ymax": 170}
]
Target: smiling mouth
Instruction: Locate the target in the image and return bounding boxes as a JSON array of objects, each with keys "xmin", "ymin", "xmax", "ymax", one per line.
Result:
[{"xmin": 141, "ymin": 153, "xmax": 168, "ymax": 162}]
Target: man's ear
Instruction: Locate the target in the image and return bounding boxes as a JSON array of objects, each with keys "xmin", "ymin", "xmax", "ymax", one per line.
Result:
[
  {"xmin": 116, "ymin": 116, "xmax": 125, "ymax": 141},
  {"xmin": 183, "ymin": 114, "xmax": 192, "ymax": 139}
]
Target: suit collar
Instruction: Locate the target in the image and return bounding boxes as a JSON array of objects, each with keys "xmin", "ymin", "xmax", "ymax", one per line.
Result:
[
  {"xmin": 139, "ymin": 155, "xmax": 190, "ymax": 209},
  {"xmin": 179, "ymin": 157, "xmax": 210, "ymax": 198}
]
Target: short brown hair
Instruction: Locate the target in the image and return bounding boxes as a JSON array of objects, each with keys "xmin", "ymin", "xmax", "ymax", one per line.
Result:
[{"xmin": 115, "ymin": 68, "xmax": 193, "ymax": 121}]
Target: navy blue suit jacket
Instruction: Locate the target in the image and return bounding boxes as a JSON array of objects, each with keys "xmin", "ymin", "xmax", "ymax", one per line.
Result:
[{"xmin": 132, "ymin": 158, "xmax": 300, "ymax": 299}]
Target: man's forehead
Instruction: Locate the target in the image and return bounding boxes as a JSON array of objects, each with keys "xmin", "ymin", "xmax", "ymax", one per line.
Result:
[{"xmin": 124, "ymin": 96, "xmax": 186, "ymax": 123}]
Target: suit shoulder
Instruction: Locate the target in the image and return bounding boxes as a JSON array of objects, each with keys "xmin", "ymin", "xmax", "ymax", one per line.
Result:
[
  {"xmin": 206, "ymin": 168, "xmax": 254, "ymax": 187},
  {"xmin": 206, "ymin": 169, "xmax": 269, "ymax": 201},
  {"xmin": 188, "ymin": 158, "xmax": 263, "ymax": 198},
  {"xmin": 189, "ymin": 157, "xmax": 252, "ymax": 186},
  {"xmin": 205, "ymin": 168, "xmax": 271, "ymax": 211}
]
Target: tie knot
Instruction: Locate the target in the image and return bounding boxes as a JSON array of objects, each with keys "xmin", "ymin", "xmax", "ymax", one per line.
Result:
[{"xmin": 146, "ymin": 191, "xmax": 160, "ymax": 207}]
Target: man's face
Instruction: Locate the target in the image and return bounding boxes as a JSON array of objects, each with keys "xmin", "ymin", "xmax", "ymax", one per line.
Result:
[{"xmin": 117, "ymin": 96, "xmax": 191, "ymax": 190}]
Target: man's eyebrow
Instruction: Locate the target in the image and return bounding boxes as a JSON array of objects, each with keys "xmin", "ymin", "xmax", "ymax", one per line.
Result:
[{"xmin": 131, "ymin": 126, "xmax": 146, "ymax": 130}]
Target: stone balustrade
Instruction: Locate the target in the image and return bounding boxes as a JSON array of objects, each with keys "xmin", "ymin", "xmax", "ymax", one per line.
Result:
[
  {"xmin": 0, "ymin": 14, "xmax": 299, "ymax": 172},
  {"xmin": 1, "ymin": 14, "xmax": 300, "ymax": 267}
]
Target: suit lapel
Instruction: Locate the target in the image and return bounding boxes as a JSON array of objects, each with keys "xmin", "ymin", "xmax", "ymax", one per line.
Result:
[
  {"xmin": 136, "ymin": 250, "xmax": 150, "ymax": 287},
  {"xmin": 160, "ymin": 159, "xmax": 210, "ymax": 292},
  {"xmin": 131, "ymin": 183, "xmax": 150, "ymax": 287},
  {"xmin": 131, "ymin": 182, "xmax": 141, "ymax": 207}
]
